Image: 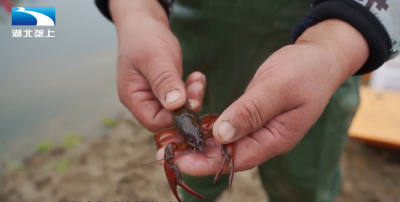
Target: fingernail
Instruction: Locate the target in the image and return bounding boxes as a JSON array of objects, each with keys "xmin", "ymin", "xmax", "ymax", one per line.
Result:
[
  {"xmin": 165, "ymin": 89, "xmax": 182, "ymax": 104},
  {"xmin": 188, "ymin": 99, "xmax": 199, "ymax": 109},
  {"xmin": 218, "ymin": 121, "xmax": 237, "ymax": 142}
]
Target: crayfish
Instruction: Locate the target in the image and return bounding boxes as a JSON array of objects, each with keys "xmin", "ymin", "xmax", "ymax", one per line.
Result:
[{"xmin": 154, "ymin": 101, "xmax": 235, "ymax": 202}]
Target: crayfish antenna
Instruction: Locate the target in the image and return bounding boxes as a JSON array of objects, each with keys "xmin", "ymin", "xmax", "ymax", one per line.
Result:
[
  {"xmin": 104, "ymin": 150, "xmax": 198, "ymax": 182},
  {"xmin": 130, "ymin": 150, "xmax": 197, "ymax": 169}
]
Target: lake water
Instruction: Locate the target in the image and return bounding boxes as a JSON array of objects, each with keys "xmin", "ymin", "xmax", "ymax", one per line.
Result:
[{"xmin": 0, "ymin": 0, "xmax": 128, "ymax": 161}]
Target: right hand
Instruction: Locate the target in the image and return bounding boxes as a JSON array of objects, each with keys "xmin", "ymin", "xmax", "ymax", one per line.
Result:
[{"xmin": 110, "ymin": 0, "xmax": 206, "ymax": 132}]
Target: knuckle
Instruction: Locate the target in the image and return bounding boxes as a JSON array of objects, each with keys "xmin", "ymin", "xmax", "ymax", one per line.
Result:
[
  {"xmin": 265, "ymin": 118, "xmax": 298, "ymax": 155},
  {"xmin": 151, "ymin": 68, "xmax": 177, "ymax": 95},
  {"xmin": 238, "ymin": 97, "xmax": 264, "ymax": 132}
]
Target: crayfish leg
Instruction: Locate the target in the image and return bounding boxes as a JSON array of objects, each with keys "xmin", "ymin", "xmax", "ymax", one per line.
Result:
[
  {"xmin": 154, "ymin": 127, "xmax": 179, "ymax": 150},
  {"xmin": 164, "ymin": 142, "xmax": 204, "ymax": 202},
  {"xmin": 214, "ymin": 143, "xmax": 235, "ymax": 188},
  {"xmin": 199, "ymin": 114, "xmax": 236, "ymax": 188},
  {"xmin": 200, "ymin": 114, "xmax": 219, "ymax": 132}
]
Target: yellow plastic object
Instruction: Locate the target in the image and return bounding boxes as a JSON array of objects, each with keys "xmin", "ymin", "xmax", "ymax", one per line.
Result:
[
  {"xmin": 349, "ymin": 86, "xmax": 400, "ymax": 149},
  {"xmin": 362, "ymin": 73, "xmax": 371, "ymax": 85}
]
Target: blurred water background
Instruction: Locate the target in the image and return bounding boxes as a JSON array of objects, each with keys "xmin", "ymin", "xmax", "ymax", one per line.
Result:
[{"xmin": 0, "ymin": 0, "xmax": 127, "ymax": 162}]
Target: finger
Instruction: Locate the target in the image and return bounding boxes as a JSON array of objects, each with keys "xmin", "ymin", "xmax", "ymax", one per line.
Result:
[
  {"xmin": 187, "ymin": 82, "xmax": 204, "ymax": 112},
  {"xmin": 139, "ymin": 63, "xmax": 186, "ymax": 110},
  {"xmin": 186, "ymin": 83, "xmax": 205, "ymax": 113},
  {"xmin": 186, "ymin": 71, "xmax": 206, "ymax": 87},
  {"xmin": 212, "ymin": 77, "xmax": 294, "ymax": 144},
  {"xmin": 185, "ymin": 71, "xmax": 206, "ymax": 113},
  {"xmin": 118, "ymin": 67, "xmax": 174, "ymax": 132},
  {"xmin": 137, "ymin": 49, "xmax": 186, "ymax": 111},
  {"xmin": 188, "ymin": 99, "xmax": 200, "ymax": 113}
]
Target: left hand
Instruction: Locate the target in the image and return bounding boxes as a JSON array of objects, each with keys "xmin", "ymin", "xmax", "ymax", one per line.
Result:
[{"xmin": 157, "ymin": 19, "xmax": 369, "ymax": 176}]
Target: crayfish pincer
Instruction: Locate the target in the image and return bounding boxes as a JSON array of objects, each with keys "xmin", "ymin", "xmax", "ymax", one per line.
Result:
[{"xmin": 154, "ymin": 101, "xmax": 235, "ymax": 202}]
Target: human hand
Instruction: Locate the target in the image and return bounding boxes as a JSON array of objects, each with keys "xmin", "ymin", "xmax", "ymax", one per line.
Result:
[
  {"xmin": 157, "ymin": 19, "xmax": 369, "ymax": 176},
  {"xmin": 110, "ymin": 0, "xmax": 206, "ymax": 132}
]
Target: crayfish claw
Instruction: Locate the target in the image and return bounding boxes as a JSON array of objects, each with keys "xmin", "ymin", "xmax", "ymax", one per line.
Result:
[
  {"xmin": 214, "ymin": 155, "xmax": 227, "ymax": 184},
  {"xmin": 165, "ymin": 163, "xmax": 204, "ymax": 202},
  {"xmin": 213, "ymin": 143, "xmax": 235, "ymax": 188},
  {"xmin": 178, "ymin": 181, "xmax": 204, "ymax": 200},
  {"xmin": 164, "ymin": 142, "xmax": 204, "ymax": 201}
]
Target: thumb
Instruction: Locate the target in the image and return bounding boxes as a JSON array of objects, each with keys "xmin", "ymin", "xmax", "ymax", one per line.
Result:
[
  {"xmin": 135, "ymin": 35, "xmax": 186, "ymax": 110},
  {"xmin": 212, "ymin": 81, "xmax": 290, "ymax": 144},
  {"xmin": 139, "ymin": 60, "xmax": 186, "ymax": 110}
]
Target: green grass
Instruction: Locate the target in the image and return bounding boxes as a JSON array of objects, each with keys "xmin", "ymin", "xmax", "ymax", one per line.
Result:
[
  {"xmin": 35, "ymin": 141, "xmax": 52, "ymax": 153},
  {"xmin": 61, "ymin": 134, "xmax": 82, "ymax": 149},
  {"xmin": 102, "ymin": 116, "xmax": 118, "ymax": 128},
  {"xmin": 52, "ymin": 159, "xmax": 72, "ymax": 174}
]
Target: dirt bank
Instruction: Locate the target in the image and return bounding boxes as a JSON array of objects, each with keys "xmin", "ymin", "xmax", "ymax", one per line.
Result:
[{"xmin": 1, "ymin": 114, "xmax": 399, "ymax": 202}]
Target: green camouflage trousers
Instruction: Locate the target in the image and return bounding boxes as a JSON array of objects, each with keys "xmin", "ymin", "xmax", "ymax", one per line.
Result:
[{"xmin": 170, "ymin": 0, "xmax": 362, "ymax": 201}]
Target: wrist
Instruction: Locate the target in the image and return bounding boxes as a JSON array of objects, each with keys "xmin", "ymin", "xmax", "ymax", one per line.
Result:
[
  {"xmin": 295, "ymin": 19, "xmax": 369, "ymax": 81},
  {"xmin": 109, "ymin": 0, "xmax": 169, "ymax": 28}
]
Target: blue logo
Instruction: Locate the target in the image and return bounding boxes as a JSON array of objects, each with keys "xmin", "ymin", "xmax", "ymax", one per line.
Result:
[{"xmin": 12, "ymin": 7, "xmax": 55, "ymax": 26}]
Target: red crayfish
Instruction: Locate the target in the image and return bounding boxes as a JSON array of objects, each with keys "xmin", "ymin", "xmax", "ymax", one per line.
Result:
[{"xmin": 154, "ymin": 101, "xmax": 235, "ymax": 202}]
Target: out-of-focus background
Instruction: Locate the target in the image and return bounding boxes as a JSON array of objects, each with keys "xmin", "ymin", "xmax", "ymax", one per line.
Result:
[
  {"xmin": 1, "ymin": 0, "xmax": 400, "ymax": 202},
  {"xmin": 0, "ymin": 0, "xmax": 123, "ymax": 161}
]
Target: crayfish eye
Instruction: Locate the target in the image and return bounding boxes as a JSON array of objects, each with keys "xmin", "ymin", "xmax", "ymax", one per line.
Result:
[
  {"xmin": 199, "ymin": 134, "xmax": 203, "ymax": 138},
  {"xmin": 189, "ymin": 139, "xmax": 194, "ymax": 143}
]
